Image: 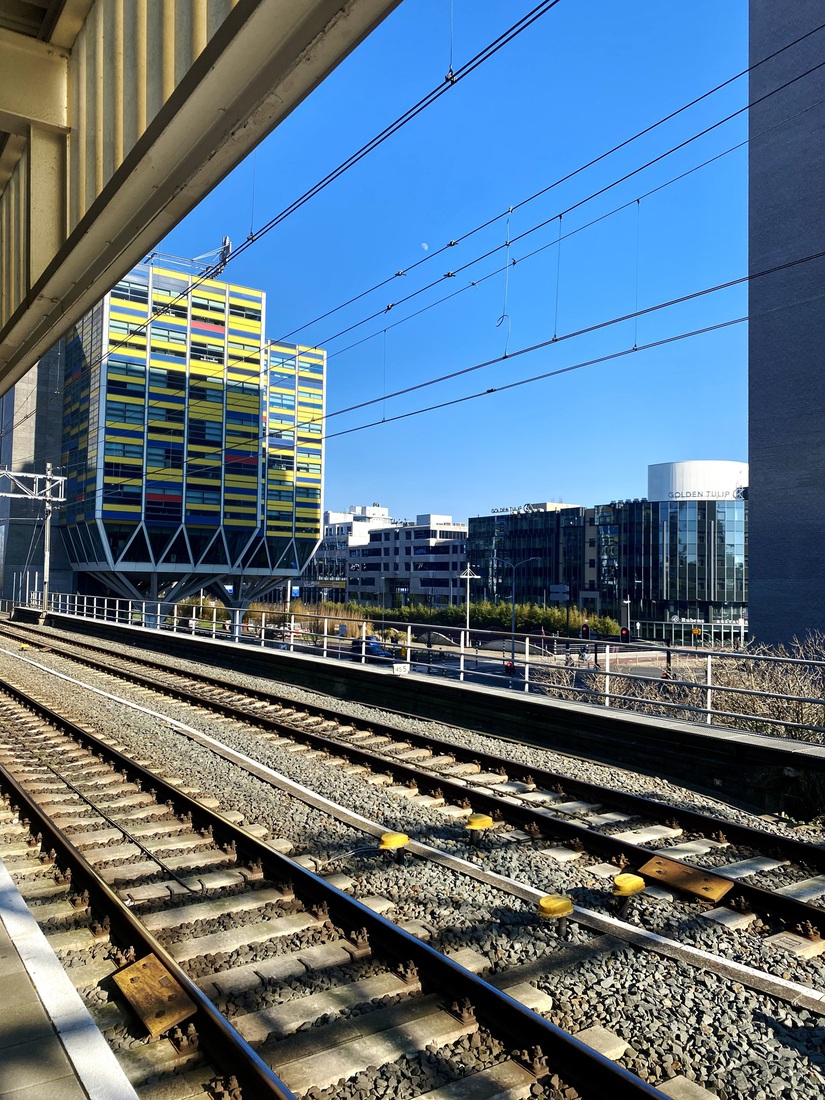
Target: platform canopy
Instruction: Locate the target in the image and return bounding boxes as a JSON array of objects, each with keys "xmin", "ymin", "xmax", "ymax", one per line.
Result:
[{"xmin": 0, "ymin": 0, "xmax": 400, "ymax": 396}]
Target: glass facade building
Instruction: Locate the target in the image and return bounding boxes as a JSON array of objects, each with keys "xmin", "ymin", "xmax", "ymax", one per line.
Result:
[
  {"xmin": 595, "ymin": 498, "xmax": 747, "ymax": 625},
  {"xmin": 468, "ymin": 508, "xmax": 571, "ymax": 605},
  {"xmin": 57, "ymin": 260, "xmax": 324, "ymax": 603},
  {"xmin": 467, "ymin": 463, "xmax": 748, "ymax": 632}
]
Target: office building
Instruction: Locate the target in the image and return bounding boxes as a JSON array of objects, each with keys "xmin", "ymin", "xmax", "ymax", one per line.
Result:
[
  {"xmin": 347, "ymin": 514, "xmax": 467, "ymax": 607},
  {"xmin": 595, "ymin": 461, "xmax": 748, "ymax": 631},
  {"xmin": 1, "ymin": 258, "xmax": 325, "ymax": 607},
  {"xmin": 468, "ymin": 461, "xmax": 748, "ymax": 635},
  {"xmin": 303, "ymin": 504, "xmax": 393, "ymax": 603},
  {"xmin": 467, "ymin": 503, "xmax": 584, "ymax": 607}
]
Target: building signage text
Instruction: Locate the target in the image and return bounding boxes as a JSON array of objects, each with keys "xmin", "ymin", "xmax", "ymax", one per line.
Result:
[
  {"xmin": 668, "ymin": 486, "xmax": 745, "ymax": 500},
  {"xmin": 490, "ymin": 503, "xmax": 547, "ymax": 514}
]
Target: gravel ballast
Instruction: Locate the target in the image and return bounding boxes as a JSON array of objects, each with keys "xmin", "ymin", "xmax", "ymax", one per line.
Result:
[{"xmin": 1, "ymin": 627, "xmax": 825, "ymax": 1099}]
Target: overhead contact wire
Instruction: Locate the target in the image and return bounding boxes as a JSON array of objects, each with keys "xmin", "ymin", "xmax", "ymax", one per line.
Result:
[
  {"xmin": 88, "ymin": 246, "xmax": 825, "ymax": 501},
  {"xmin": 1, "ymin": 1, "xmax": 565, "ymax": 445},
  {"xmin": 278, "ymin": 20, "xmax": 825, "ymax": 343}
]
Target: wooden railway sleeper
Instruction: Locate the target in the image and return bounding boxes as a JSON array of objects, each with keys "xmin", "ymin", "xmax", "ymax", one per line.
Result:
[{"xmin": 0, "ymin": 674, "xmax": 674, "ymax": 1099}]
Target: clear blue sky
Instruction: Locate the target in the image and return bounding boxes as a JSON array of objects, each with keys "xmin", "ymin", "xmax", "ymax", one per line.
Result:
[{"xmin": 160, "ymin": 0, "xmax": 749, "ymax": 522}]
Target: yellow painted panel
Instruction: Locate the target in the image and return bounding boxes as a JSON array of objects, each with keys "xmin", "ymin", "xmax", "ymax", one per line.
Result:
[
  {"xmin": 227, "ymin": 321, "xmax": 262, "ymax": 336},
  {"xmin": 108, "ymin": 395, "xmax": 144, "ymax": 406}
]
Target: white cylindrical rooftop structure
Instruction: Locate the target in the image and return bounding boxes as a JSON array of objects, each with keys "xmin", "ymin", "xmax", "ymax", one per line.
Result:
[{"xmin": 647, "ymin": 460, "xmax": 749, "ymax": 502}]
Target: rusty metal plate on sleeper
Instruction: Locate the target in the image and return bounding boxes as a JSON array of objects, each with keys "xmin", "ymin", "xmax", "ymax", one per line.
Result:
[
  {"xmin": 112, "ymin": 954, "xmax": 195, "ymax": 1038},
  {"xmin": 637, "ymin": 855, "xmax": 734, "ymax": 903}
]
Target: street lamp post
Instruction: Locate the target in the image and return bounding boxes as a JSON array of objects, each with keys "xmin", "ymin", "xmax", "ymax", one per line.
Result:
[
  {"xmin": 460, "ymin": 565, "xmax": 480, "ymax": 637},
  {"xmin": 459, "ymin": 565, "xmax": 480, "ymax": 682},
  {"xmin": 500, "ymin": 557, "xmax": 540, "ymax": 676}
]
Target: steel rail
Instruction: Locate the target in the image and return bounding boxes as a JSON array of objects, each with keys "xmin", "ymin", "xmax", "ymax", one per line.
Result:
[
  {"xmin": 6, "ymin": 629, "xmax": 825, "ymax": 928},
  {"xmin": 0, "ymin": 764, "xmax": 297, "ymax": 1100},
  {"xmin": 10, "ymin": 617, "xmax": 825, "ymax": 748},
  {"xmin": 43, "ymin": 606, "xmax": 825, "ymax": 726},
  {"xmin": 0, "ymin": 676, "xmax": 668, "ymax": 1100},
  {"xmin": 11, "ymin": 623, "xmax": 825, "ymax": 872}
]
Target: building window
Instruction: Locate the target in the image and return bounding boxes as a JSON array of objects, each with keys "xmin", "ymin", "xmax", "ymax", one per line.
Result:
[
  {"xmin": 106, "ymin": 400, "xmax": 144, "ymax": 425},
  {"xmin": 113, "ymin": 280, "xmax": 149, "ymax": 304}
]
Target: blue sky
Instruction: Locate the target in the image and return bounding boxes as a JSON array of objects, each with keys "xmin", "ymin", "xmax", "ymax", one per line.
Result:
[{"xmin": 160, "ymin": 0, "xmax": 749, "ymax": 522}]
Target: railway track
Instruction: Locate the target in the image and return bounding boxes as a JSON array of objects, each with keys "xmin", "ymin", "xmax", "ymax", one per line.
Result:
[
  {"xmin": 2, "ymin": 621, "xmax": 825, "ymax": 1097},
  {"xmin": 0, "ymin": 667, "xmax": 666, "ymax": 1100},
  {"xmin": 4, "ymin": 621, "xmax": 825, "ymax": 939}
]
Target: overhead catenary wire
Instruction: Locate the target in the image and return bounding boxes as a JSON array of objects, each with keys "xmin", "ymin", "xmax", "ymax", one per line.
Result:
[
  {"xmin": 319, "ymin": 245, "xmax": 825, "ymax": 425},
  {"xmin": 277, "ymin": 19, "xmax": 825, "ymax": 344},
  {"xmin": 325, "ymin": 75, "xmax": 825, "ymax": 365},
  {"xmin": 308, "ymin": 57, "xmax": 825, "ymax": 354},
  {"xmin": 8, "ymin": 16, "xmax": 825, "ymax": 490},
  {"xmin": 4, "ymin": 20, "xmax": 823, "ymax": 454},
  {"xmin": 324, "ymin": 315, "xmax": 749, "ymax": 441},
  {"xmin": 83, "ymin": 246, "xmax": 825, "ymax": 502},
  {"xmin": 43, "ymin": 95, "xmax": 821, "ymax": 489},
  {"xmin": 325, "ymin": 133, "xmax": 754, "ymax": 365},
  {"xmin": 0, "ymin": 1, "xmax": 565, "ymax": 447},
  {"xmin": 327, "ymin": 282, "xmax": 825, "ymax": 439},
  {"xmin": 225, "ymin": 0, "xmax": 564, "ymax": 263},
  {"xmin": 15, "ymin": 94, "xmax": 758, "ymax": 475}
]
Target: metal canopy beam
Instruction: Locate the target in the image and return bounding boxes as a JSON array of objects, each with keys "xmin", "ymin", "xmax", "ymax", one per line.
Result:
[
  {"xmin": 0, "ymin": 0, "xmax": 401, "ymax": 395},
  {"xmin": 0, "ymin": 28, "xmax": 68, "ymax": 134}
]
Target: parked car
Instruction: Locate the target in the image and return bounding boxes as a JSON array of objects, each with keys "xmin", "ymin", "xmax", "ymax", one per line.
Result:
[{"xmin": 350, "ymin": 637, "xmax": 396, "ymax": 664}]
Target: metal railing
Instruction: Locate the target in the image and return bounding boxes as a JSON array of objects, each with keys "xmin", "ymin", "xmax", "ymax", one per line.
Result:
[{"xmin": 30, "ymin": 592, "xmax": 825, "ymax": 742}]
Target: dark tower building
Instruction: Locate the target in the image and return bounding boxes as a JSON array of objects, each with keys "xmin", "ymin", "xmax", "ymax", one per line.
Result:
[{"xmin": 749, "ymin": 2, "xmax": 825, "ymax": 643}]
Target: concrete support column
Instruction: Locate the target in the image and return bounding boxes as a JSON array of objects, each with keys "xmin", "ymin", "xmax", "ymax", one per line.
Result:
[{"xmin": 27, "ymin": 128, "xmax": 66, "ymax": 286}]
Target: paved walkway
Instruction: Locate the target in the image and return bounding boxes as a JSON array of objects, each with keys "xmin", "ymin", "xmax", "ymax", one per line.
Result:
[{"xmin": 0, "ymin": 857, "xmax": 138, "ymax": 1099}]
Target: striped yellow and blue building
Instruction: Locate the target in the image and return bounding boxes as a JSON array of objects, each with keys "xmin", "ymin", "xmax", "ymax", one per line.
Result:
[{"xmin": 59, "ymin": 260, "xmax": 324, "ymax": 603}]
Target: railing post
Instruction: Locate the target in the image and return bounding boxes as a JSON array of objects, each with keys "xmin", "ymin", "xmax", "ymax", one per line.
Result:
[
  {"xmin": 459, "ymin": 629, "xmax": 466, "ymax": 682},
  {"xmin": 604, "ymin": 646, "xmax": 611, "ymax": 708},
  {"xmin": 211, "ymin": 607, "xmax": 217, "ymax": 639},
  {"xmin": 260, "ymin": 611, "xmax": 267, "ymax": 647},
  {"xmin": 706, "ymin": 653, "xmax": 713, "ymax": 725},
  {"xmin": 289, "ymin": 613, "xmax": 296, "ymax": 651},
  {"xmin": 323, "ymin": 616, "xmax": 329, "ymax": 659},
  {"xmin": 524, "ymin": 637, "xmax": 530, "ymax": 693}
]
